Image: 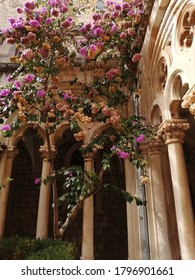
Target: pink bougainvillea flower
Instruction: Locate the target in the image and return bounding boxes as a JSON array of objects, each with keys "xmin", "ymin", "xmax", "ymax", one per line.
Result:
[
  {"xmin": 37, "ymin": 89, "xmax": 46, "ymax": 97},
  {"xmin": 29, "ymin": 19, "xmax": 41, "ymax": 28},
  {"xmin": 46, "ymin": 18, "xmax": 53, "ymax": 25},
  {"xmin": 136, "ymin": 134, "xmax": 145, "ymax": 143},
  {"xmin": 63, "ymin": 93, "xmax": 70, "ymax": 100},
  {"xmin": 79, "ymin": 46, "xmax": 87, "ymax": 57},
  {"xmin": 14, "ymin": 80, "xmax": 21, "ymax": 89},
  {"xmin": 24, "ymin": 1, "xmax": 35, "ymax": 10},
  {"xmin": 16, "ymin": 7, "xmax": 23, "ymax": 14},
  {"xmin": 12, "ymin": 20, "xmax": 24, "ymax": 29},
  {"xmin": 21, "ymin": 48, "xmax": 33, "ymax": 60},
  {"xmin": 60, "ymin": 4, "xmax": 68, "ymax": 13},
  {"xmin": 110, "ymin": 23, "xmax": 117, "ymax": 33},
  {"xmin": 26, "ymin": 31, "xmax": 36, "ymax": 41},
  {"xmin": 111, "ymin": 145, "xmax": 116, "ymax": 151},
  {"xmin": 117, "ymin": 151, "xmax": 130, "ymax": 159},
  {"xmin": 0, "ymin": 89, "xmax": 11, "ymax": 97},
  {"xmin": 132, "ymin": 53, "xmax": 142, "ymax": 62},
  {"xmin": 93, "ymin": 27, "xmax": 104, "ymax": 36},
  {"xmin": 61, "ymin": 20, "xmax": 71, "ymax": 28},
  {"xmin": 25, "ymin": 73, "xmax": 35, "ymax": 83},
  {"xmin": 34, "ymin": 178, "xmax": 41, "ymax": 185},
  {"xmin": 51, "ymin": 8, "xmax": 59, "ymax": 17},
  {"xmin": 1, "ymin": 124, "xmax": 11, "ymax": 131}
]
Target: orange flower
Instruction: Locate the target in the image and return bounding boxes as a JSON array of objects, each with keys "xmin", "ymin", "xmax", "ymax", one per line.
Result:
[
  {"xmin": 52, "ymin": 36, "xmax": 61, "ymax": 43},
  {"xmin": 109, "ymin": 84, "xmax": 116, "ymax": 94},
  {"xmin": 42, "ymin": 42, "xmax": 51, "ymax": 51},
  {"xmin": 56, "ymin": 57, "xmax": 66, "ymax": 67},
  {"xmin": 25, "ymin": 26, "xmax": 35, "ymax": 32},
  {"xmin": 74, "ymin": 131, "xmax": 87, "ymax": 141}
]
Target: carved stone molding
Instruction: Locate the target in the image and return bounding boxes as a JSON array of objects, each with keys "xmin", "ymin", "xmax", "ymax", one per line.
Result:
[
  {"xmin": 6, "ymin": 146, "xmax": 18, "ymax": 159},
  {"xmin": 39, "ymin": 145, "xmax": 56, "ymax": 161},
  {"xmin": 139, "ymin": 141, "xmax": 149, "ymax": 156},
  {"xmin": 180, "ymin": 9, "xmax": 195, "ymax": 49},
  {"xmin": 158, "ymin": 119, "xmax": 190, "ymax": 145},
  {"xmin": 148, "ymin": 140, "xmax": 164, "ymax": 155}
]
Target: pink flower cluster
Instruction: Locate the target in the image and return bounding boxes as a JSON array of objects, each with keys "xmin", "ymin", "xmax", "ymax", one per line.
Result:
[
  {"xmin": 21, "ymin": 48, "xmax": 34, "ymax": 61},
  {"xmin": 106, "ymin": 67, "xmax": 121, "ymax": 80},
  {"xmin": 1, "ymin": 124, "xmax": 11, "ymax": 131},
  {"xmin": 0, "ymin": 89, "xmax": 11, "ymax": 97},
  {"xmin": 111, "ymin": 146, "xmax": 130, "ymax": 159},
  {"xmin": 136, "ymin": 134, "xmax": 145, "ymax": 143}
]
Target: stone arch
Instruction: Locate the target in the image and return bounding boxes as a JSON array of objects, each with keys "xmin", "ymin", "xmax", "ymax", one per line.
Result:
[
  {"xmin": 5, "ymin": 127, "xmax": 43, "ymax": 237},
  {"xmin": 167, "ymin": 72, "xmax": 189, "ymax": 118}
]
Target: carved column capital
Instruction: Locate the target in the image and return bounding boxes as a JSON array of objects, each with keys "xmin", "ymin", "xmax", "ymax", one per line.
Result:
[
  {"xmin": 148, "ymin": 140, "xmax": 164, "ymax": 155},
  {"xmin": 39, "ymin": 145, "xmax": 56, "ymax": 161},
  {"xmin": 6, "ymin": 146, "xmax": 18, "ymax": 159},
  {"xmin": 158, "ymin": 119, "xmax": 190, "ymax": 145},
  {"xmin": 139, "ymin": 141, "xmax": 149, "ymax": 156}
]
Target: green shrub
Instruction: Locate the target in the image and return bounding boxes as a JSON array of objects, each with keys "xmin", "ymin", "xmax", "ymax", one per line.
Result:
[
  {"xmin": 0, "ymin": 237, "xmax": 77, "ymax": 260},
  {"xmin": 27, "ymin": 242, "xmax": 77, "ymax": 260}
]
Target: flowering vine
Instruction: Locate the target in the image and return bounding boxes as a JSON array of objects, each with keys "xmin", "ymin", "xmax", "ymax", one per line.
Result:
[{"xmin": 0, "ymin": 0, "xmax": 155, "ymax": 238}]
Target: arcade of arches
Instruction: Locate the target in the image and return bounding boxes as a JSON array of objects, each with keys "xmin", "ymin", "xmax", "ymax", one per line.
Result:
[{"xmin": 0, "ymin": 0, "xmax": 195, "ymax": 259}]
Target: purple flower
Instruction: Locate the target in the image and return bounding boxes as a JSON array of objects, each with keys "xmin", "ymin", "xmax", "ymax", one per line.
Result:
[
  {"xmin": 12, "ymin": 20, "xmax": 24, "ymax": 29},
  {"xmin": 60, "ymin": 4, "xmax": 68, "ymax": 13},
  {"xmin": 89, "ymin": 44, "xmax": 97, "ymax": 51},
  {"xmin": 2, "ymin": 27, "xmax": 10, "ymax": 35},
  {"xmin": 26, "ymin": 31, "xmax": 36, "ymax": 41},
  {"xmin": 93, "ymin": 27, "xmax": 104, "ymax": 36},
  {"xmin": 122, "ymin": 3, "xmax": 130, "ymax": 10},
  {"xmin": 114, "ymin": 4, "xmax": 121, "ymax": 10},
  {"xmin": 110, "ymin": 23, "xmax": 117, "ymax": 33},
  {"xmin": 68, "ymin": 171, "xmax": 73, "ymax": 177},
  {"xmin": 37, "ymin": 89, "xmax": 45, "ymax": 97},
  {"xmin": 8, "ymin": 18, "xmax": 15, "ymax": 26},
  {"xmin": 136, "ymin": 134, "xmax": 145, "ymax": 143},
  {"xmin": 103, "ymin": 12, "xmax": 110, "ymax": 19},
  {"xmin": 112, "ymin": 11, "xmax": 119, "ymax": 18},
  {"xmin": 51, "ymin": 8, "xmax": 59, "ymax": 17},
  {"xmin": 6, "ymin": 75, "xmax": 12, "ymax": 82},
  {"xmin": 1, "ymin": 124, "xmax": 11, "ymax": 131},
  {"xmin": 111, "ymin": 145, "xmax": 116, "ymax": 151},
  {"xmin": 14, "ymin": 80, "xmax": 21, "ymax": 89},
  {"xmin": 61, "ymin": 20, "xmax": 71, "ymax": 28},
  {"xmin": 25, "ymin": 73, "xmax": 35, "ymax": 83},
  {"xmin": 79, "ymin": 46, "xmax": 87, "ymax": 57},
  {"xmin": 24, "ymin": 1, "xmax": 35, "ymax": 10},
  {"xmin": 46, "ymin": 18, "xmax": 53, "ymax": 25},
  {"xmin": 29, "ymin": 19, "xmax": 41, "ymax": 28},
  {"xmin": 0, "ymin": 89, "xmax": 11, "ymax": 97},
  {"xmin": 93, "ymin": 13, "xmax": 102, "ymax": 21},
  {"xmin": 63, "ymin": 93, "xmax": 70, "ymax": 101},
  {"xmin": 16, "ymin": 7, "xmax": 23, "ymax": 14},
  {"xmin": 117, "ymin": 151, "xmax": 130, "ymax": 159},
  {"xmin": 39, "ymin": 7, "xmax": 47, "ymax": 15},
  {"xmin": 34, "ymin": 178, "xmax": 41, "ymax": 185}
]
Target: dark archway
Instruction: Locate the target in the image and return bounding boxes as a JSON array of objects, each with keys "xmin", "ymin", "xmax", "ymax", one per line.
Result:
[{"xmin": 5, "ymin": 128, "xmax": 42, "ymax": 237}]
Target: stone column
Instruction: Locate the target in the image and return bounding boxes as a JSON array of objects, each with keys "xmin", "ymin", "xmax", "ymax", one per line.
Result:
[
  {"xmin": 125, "ymin": 159, "xmax": 142, "ymax": 259},
  {"xmin": 80, "ymin": 154, "xmax": 94, "ymax": 260},
  {"xmin": 148, "ymin": 140, "xmax": 172, "ymax": 259},
  {"xmin": 140, "ymin": 141, "xmax": 157, "ymax": 259},
  {"xmin": 158, "ymin": 119, "xmax": 195, "ymax": 260},
  {"xmin": 36, "ymin": 146, "xmax": 53, "ymax": 239},
  {"xmin": 0, "ymin": 146, "xmax": 17, "ymax": 238}
]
